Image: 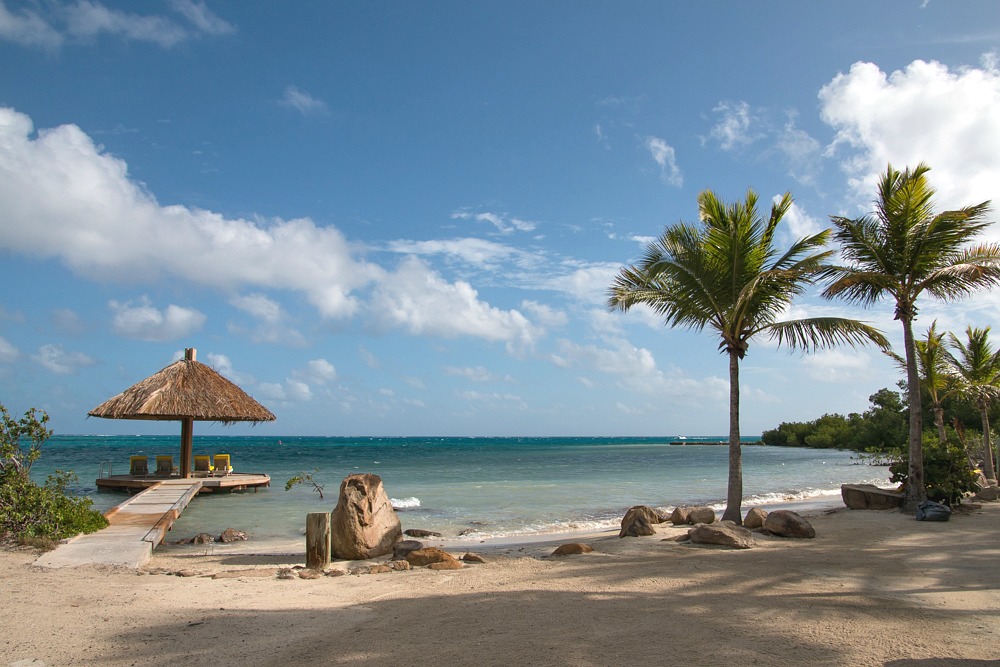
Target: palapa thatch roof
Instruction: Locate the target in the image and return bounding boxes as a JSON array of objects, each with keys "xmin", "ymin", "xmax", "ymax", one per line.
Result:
[{"xmin": 88, "ymin": 351, "xmax": 275, "ymax": 424}]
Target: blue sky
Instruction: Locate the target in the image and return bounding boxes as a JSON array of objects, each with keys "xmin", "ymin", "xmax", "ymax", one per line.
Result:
[{"xmin": 1, "ymin": 1, "xmax": 999, "ymax": 437}]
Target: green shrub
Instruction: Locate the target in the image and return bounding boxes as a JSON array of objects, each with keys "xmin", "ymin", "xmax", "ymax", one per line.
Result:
[
  {"xmin": 0, "ymin": 403, "xmax": 108, "ymax": 541},
  {"xmin": 888, "ymin": 432, "xmax": 980, "ymax": 506}
]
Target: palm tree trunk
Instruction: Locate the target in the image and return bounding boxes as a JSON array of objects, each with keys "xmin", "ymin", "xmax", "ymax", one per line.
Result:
[
  {"xmin": 980, "ymin": 404, "xmax": 996, "ymax": 483},
  {"xmin": 902, "ymin": 316, "xmax": 925, "ymax": 512},
  {"xmin": 722, "ymin": 349, "xmax": 743, "ymax": 524},
  {"xmin": 933, "ymin": 405, "xmax": 947, "ymax": 444}
]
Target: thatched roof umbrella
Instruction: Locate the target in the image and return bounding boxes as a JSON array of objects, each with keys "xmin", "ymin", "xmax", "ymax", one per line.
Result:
[{"xmin": 89, "ymin": 348, "xmax": 275, "ymax": 478}]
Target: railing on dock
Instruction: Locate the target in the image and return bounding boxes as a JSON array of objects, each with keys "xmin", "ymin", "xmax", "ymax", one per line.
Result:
[{"xmin": 98, "ymin": 461, "xmax": 113, "ymax": 479}]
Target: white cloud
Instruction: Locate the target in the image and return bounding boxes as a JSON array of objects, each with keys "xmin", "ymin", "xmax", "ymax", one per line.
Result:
[
  {"xmin": 644, "ymin": 136, "xmax": 683, "ymax": 187},
  {"xmin": 281, "ymin": 86, "xmax": 329, "ymax": 115},
  {"xmin": 32, "ymin": 343, "xmax": 95, "ymax": 375},
  {"xmin": 386, "ymin": 237, "xmax": 533, "ymax": 271},
  {"xmin": 109, "ymin": 296, "xmax": 206, "ymax": 342},
  {"xmin": 444, "ymin": 365, "xmax": 495, "ymax": 383},
  {"xmin": 293, "ymin": 358, "xmax": 337, "ymax": 385},
  {"xmin": 781, "ymin": 200, "xmax": 825, "ymax": 239},
  {"xmin": 709, "ymin": 101, "xmax": 757, "ymax": 150},
  {"xmin": 520, "ymin": 300, "xmax": 568, "ymax": 328},
  {"xmin": 63, "ymin": 1, "xmax": 189, "ymax": 47},
  {"xmin": 819, "ymin": 58, "xmax": 1000, "ymax": 220},
  {"xmin": 801, "ymin": 349, "xmax": 874, "ymax": 383},
  {"xmin": 52, "ymin": 308, "xmax": 86, "ymax": 335},
  {"xmin": 545, "ymin": 263, "xmax": 621, "ymax": 305},
  {"xmin": 228, "ymin": 292, "xmax": 304, "ymax": 345},
  {"xmin": 370, "ymin": 256, "xmax": 541, "ymax": 354},
  {"xmin": 0, "ymin": 335, "xmax": 19, "ymax": 362},
  {"xmin": 0, "ymin": 108, "xmax": 377, "ymax": 319},
  {"xmin": 169, "ymin": 0, "xmax": 234, "ymax": 35},
  {"xmin": 451, "ymin": 210, "xmax": 537, "ymax": 235},
  {"xmin": 0, "ymin": 0, "xmax": 62, "ymax": 48},
  {"xmin": 775, "ymin": 112, "xmax": 823, "ymax": 187}
]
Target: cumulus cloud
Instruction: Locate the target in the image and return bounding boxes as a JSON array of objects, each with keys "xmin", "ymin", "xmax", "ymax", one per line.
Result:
[
  {"xmin": 0, "ymin": 0, "xmax": 233, "ymax": 50},
  {"xmin": 280, "ymin": 85, "xmax": 329, "ymax": 115},
  {"xmin": 292, "ymin": 358, "xmax": 337, "ymax": 385},
  {"xmin": 0, "ymin": 108, "xmax": 376, "ymax": 319},
  {"xmin": 644, "ymin": 136, "xmax": 683, "ymax": 187},
  {"xmin": 520, "ymin": 300, "xmax": 568, "ymax": 328},
  {"xmin": 801, "ymin": 349, "xmax": 874, "ymax": 383},
  {"xmin": 109, "ymin": 297, "xmax": 206, "ymax": 342},
  {"xmin": 229, "ymin": 293, "xmax": 304, "ymax": 345},
  {"xmin": 781, "ymin": 199, "xmax": 825, "ymax": 239},
  {"xmin": 386, "ymin": 237, "xmax": 535, "ymax": 272},
  {"xmin": 544, "ymin": 263, "xmax": 621, "ymax": 305},
  {"xmin": 369, "ymin": 256, "xmax": 541, "ymax": 354},
  {"xmin": 819, "ymin": 58, "xmax": 1000, "ymax": 218},
  {"xmin": 32, "ymin": 343, "xmax": 95, "ymax": 374},
  {"xmin": 444, "ymin": 365, "xmax": 496, "ymax": 383}
]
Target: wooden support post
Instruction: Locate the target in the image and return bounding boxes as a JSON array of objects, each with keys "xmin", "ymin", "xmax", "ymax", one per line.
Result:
[{"xmin": 305, "ymin": 512, "xmax": 331, "ymax": 570}]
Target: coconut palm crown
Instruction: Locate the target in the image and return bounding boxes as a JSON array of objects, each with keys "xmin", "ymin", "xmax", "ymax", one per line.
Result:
[
  {"xmin": 822, "ymin": 163, "xmax": 1000, "ymax": 510},
  {"xmin": 609, "ymin": 189, "xmax": 888, "ymax": 524},
  {"xmin": 945, "ymin": 326, "xmax": 1000, "ymax": 483}
]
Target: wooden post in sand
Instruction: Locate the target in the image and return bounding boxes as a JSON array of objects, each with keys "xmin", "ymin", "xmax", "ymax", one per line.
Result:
[{"xmin": 306, "ymin": 512, "xmax": 331, "ymax": 569}]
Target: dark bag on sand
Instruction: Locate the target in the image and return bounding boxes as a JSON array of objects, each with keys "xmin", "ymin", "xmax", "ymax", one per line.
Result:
[{"xmin": 915, "ymin": 500, "xmax": 951, "ymax": 522}]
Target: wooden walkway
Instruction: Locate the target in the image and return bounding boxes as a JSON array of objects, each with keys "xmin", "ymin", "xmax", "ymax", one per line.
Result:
[{"xmin": 35, "ymin": 478, "xmax": 203, "ymax": 569}]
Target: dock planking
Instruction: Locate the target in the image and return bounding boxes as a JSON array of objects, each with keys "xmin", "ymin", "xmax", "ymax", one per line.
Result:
[{"xmin": 35, "ymin": 478, "xmax": 203, "ymax": 569}]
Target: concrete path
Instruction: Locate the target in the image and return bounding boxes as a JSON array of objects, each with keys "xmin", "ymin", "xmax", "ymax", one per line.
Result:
[{"xmin": 34, "ymin": 478, "xmax": 203, "ymax": 569}]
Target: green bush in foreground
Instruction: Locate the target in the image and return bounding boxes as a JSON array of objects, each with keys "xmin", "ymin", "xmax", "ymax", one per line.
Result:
[{"xmin": 0, "ymin": 404, "xmax": 108, "ymax": 541}]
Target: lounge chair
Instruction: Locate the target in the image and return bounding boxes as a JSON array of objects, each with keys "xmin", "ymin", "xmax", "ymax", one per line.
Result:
[
  {"xmin": 193, "ymin": 455, "xmax": 214, "ymax": 476},
  {"xmin": 155, "ymin": 455, "xmax": 175, "ymax": 476},
  {"xmin": 129, "ymin": 455, "xmax": 149, "ymax": 476},
  {"xmin": 213, "ymin": 453, "xmax": 233, "ymax": 476}
]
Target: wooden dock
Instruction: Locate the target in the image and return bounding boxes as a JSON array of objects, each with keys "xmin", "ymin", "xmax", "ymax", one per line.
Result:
[{"xmin": 35, "ymin": 478, "xmax": 204, "ymax": 569}]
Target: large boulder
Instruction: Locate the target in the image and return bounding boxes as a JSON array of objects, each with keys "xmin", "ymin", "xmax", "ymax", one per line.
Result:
[
  {"xmin": 668, "ymin": 507, "xmax": 691, "ymax": 525},
  {"xmin": 841, "ymin": 484, "xmax": 904, "ymax": 510},
  {"xmin": 763, "ymin": 510, "xmax": 816, "ymax": 538},
  {"xmin": 330, "ymin": 473, "xmax": 402, "ymax": 560},
  {"xmin": 406, "ymin": 547, "xmax": 460, "ymax": 567},
  {"xmin": 688, "ymin": 523, "xmax": 754, "ymax": 549},
  {"xmin": 552, "ymin": 543, "xmax": 594, "ymax": 556},
  {"xmin": 743, "ymin": 507, "xmax": 768, "ymax": 530}
]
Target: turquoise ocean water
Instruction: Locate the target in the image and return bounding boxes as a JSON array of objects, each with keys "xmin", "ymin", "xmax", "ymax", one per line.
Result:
[{"xmin": 35, "ymin": 435, "xmax": 889, "ymax": 546}]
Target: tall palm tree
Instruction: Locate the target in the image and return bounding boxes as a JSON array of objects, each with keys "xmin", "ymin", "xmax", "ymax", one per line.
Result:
[
  {"xmin": 823, "ymin": 163, "xmax": 1000, "ymax": 510},
  {"xmin": 945, "ymin": 326, "xmax": 1000, "ymax": 483},
  {"xmin": 609, "ymin": 189, "xmax": 888, "ymax": 524}
]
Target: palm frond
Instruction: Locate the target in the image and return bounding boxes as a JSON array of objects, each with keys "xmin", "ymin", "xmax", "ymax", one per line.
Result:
[{"xmin": 766, "ymin": 318, "xmax": 889, "ymax": 353}]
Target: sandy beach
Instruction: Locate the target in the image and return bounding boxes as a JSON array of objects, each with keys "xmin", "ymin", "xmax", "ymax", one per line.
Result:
[{"xmin": 3, "ymin": 502, "xmax": 1000, "ymax": 666}]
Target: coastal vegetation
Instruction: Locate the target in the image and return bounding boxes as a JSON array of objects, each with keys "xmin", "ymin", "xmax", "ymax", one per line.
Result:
[
  {"xmin": 0, "ymin": 403, "xmax": 107, "ymax": 543},
  {"xmin": 609, "ymin": 189, "xmax": 887, "ymax": 524},
  {"xmin": 823, "ymin": 163, "xmax": 1000, "ymax": 510}
]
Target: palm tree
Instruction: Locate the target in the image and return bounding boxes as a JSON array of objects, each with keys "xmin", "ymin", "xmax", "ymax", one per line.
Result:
[
  {"xmin": 823, "ymin": 163, "xmax": 1000, "ymax": 510},
  {"xmin": 912, "ymin": 322, "xmax": 957, "ymax": 445},
  {"xmin": 945, "ymin": 326, "xmax": 1000, "ymax": 483},
  {"xmin": 609, "ymin": 189, "xmax": 888, "ymax": 524}
]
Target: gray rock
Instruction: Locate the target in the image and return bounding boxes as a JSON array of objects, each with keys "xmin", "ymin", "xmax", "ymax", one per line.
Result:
[
  {"xmin": 218, "ymin": 528, "xmax": 248, "ymax": 543},
  {"xmin": 404, "ymin": 528, "xmax": 442, "ymax": 538},
  {"xmin": 392, "ymin": 539, "xmax": 424, "ymax": 560}
]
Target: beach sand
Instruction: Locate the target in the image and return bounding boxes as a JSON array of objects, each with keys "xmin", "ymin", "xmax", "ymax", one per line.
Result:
[{"xmin": 3, "ymin": 503, "xmax": 999, "ymax": 666}]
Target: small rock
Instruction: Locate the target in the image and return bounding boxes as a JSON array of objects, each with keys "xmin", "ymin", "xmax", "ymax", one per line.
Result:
[
  {"xmin": 218, "ymin": 528, "xmax": 248, "ymax": 543},
  {"xmin": 298, "ymin": 569, "xmax": 324, "ymax": 579},
  {"xmin": 457, "ymin": 528, "xmax": 477, "ymax": 536},
  {"xmin": 743, "ymin": 507, "xmax": 768, "ymax": 529},
  {"xmin": 277, "ymin": 568, "xmax": 297, "ymax": 579},
  {"xmin": 404, "ymin": 529, "xmax": 442, "ymax": 538},
  {"xmin": 392, "ymin": 540, "xmax": 424, "ymax": 560},
  {"xmin": 687, "ymin": 506, "xmax": 716, "ymax": 524},
  {"xmin": 175, "ymin": 569, "xmax": 200, "ymax": 577},
  {"xmin": 428, "ymin": 560, "xmax": 463, "ymax": 570},
  {"xmin": 191, "ymin": 533, "xmax": 215, "ymax": 545},
  {"xmin": 669, "ymin": 507, "xmax": 691, "ymax": 525},
  {"xmin": 461, "ymin": 552, "xmax": 487, "ymax": 564},
  {"xmin": 325, "ymin": 568, "xmax": 347, "ymax": 577},
  {"xmin": 389, "ymin": 560, "xmax": 412, "ymax": 571},
  {"xmin": 551, "ymin": 543, "xmax": 593, "ymax": 556},
  {"xmin": 406, "ymin": 547, "xmax": 459, "ymax": 567}
]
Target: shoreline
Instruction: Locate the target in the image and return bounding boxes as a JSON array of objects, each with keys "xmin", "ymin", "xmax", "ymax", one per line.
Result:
[{"xmin": 5, "ymin": 500, "xmax": 999, "ymax": 665}]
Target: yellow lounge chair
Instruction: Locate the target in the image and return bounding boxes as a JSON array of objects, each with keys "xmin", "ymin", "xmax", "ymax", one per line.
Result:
[
  {"xmin": 129, "ymin": 455, "xmax": 149, "ymax": 476},
  {"xmin": 193, "ymin": 455, "xmax": 214, "ymax": 476},
  {"xmin": 213, "ymin": 453, "xmax": 233, "ymax": 476},
  {"xmin": 155, "ymin": 455, "xmax": 175, "ymax": 476}
]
